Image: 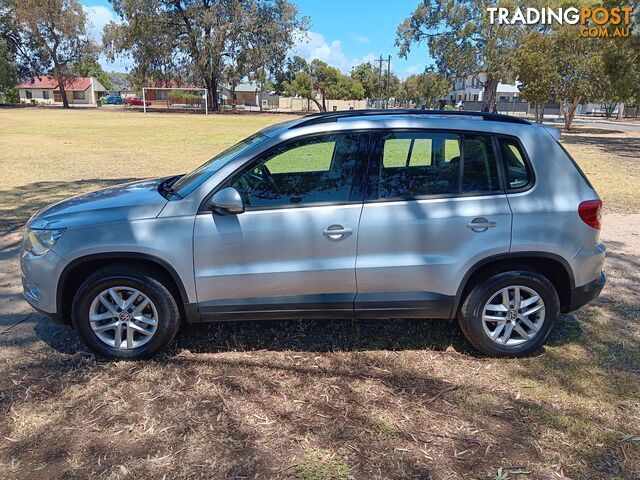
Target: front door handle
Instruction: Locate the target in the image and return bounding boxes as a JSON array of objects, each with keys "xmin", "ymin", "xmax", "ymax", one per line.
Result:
[
  {"xmin": 467, "ymin": 217, "xmax": 497, "ymax": 232},
  {"xmin": 323, "ymin": 224, "xmax": 353, "ymax": 241}
]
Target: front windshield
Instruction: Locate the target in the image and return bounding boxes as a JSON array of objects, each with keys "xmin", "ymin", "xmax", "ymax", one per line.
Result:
[{"xmin": 172, "ymin": 131, "xmax": 267, "ymax": 196}]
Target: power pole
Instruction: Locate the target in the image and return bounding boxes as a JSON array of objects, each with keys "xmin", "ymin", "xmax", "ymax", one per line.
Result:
[
  {"xmin": 376, "ymin": 54, "xmax": 391, "ymax": 109},
  {"xmin": 386, "ymin": 55, "xmax": 391, "ymax": 108}
]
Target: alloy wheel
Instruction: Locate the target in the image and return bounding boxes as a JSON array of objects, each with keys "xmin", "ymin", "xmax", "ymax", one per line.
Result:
[
  {"xmin": 481, "ymin": 285, "xmax": 545, "ymax": 346},
  {"xmin": 88, "ymin": 286, "xmax": 158, "ymax": 349}
]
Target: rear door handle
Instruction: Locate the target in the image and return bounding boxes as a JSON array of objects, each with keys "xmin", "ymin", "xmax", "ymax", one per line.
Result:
[
  {"xmin": 323, "ymin": 224, "xmax": 353, "ymax": 241},
  {"xmin": 467, "ymin": 218, "xmax": 497, "ymax": 232}
]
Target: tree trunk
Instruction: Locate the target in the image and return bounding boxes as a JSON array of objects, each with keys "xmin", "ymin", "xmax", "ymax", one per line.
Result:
[
  {"xmin": 58, "ymin": 82, "xmax": 69, "ymax": 108},
  {"xmin": 481, "ymin": 75, "xmax": 498, "ymax": 112},
  {"xmin": 321, "ymin": 91, "xmax": 326, "ymax": 112},
  {"xmin": 564, "ymin": 97, "xmax": 581, "ymax": 131},
  {"xmin": 54, "ymin": 69, "xmax": 69, "ymax": 108},
  {"xmin": 534, "ymin": 101, "xmax": 540, "ymax": 123},
  {"xmin": 310, "ymin": 97, "xmax": 323, "ymax": 111},
  {"xmin": 540, "ymin": 104, "xmax": 545, "ymax": 123},
  {"xmin": 206, "ymin": 75, "xmax": 219, "ymax": 112},
  {"xmin": 617, "ymin": 103, "xmax": 625, "ymax": 120}
]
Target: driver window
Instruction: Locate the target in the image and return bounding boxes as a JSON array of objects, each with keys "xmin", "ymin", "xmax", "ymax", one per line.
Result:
[{"xmin": 230, "ymin": 133, "xmax": 360, "ymax": 209}]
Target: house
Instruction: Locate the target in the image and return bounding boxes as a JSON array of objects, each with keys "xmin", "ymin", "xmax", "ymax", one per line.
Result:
[
  {"xmin": 445, "ymin": 73, "xmax": 521, "ymax": 104},
  {"xmin": 226, "ymin": 81, "xmax": 260, "ymax": 107},
  {"xmin": 17, "ymin": 76, "xmax": 107, "ymax": 105}
]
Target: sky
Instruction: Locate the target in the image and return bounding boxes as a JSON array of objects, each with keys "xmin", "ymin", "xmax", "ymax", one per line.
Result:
[{"xmin": 81, "ymin": 0, "xmax": 435, "ymax": 79}]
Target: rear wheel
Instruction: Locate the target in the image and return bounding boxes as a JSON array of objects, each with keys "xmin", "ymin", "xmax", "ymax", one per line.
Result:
[
  {"xmin": 72, "ymin": 266, "xmax": 181, "ymax": 360},
  {"xmin": 458, "ymin": 271, "xmax": 559, "ymax": 357}
]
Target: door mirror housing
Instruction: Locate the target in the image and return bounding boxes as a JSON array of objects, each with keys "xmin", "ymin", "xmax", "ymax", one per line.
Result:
[{"xmin": 209, "ymin": 187, "xmax": 245, "ymax": 215}]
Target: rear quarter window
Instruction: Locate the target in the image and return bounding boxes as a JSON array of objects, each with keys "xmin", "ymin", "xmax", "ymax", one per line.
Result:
[{"xmin": 498, "ymin": 137, "xmax": 533, "ymax": 190}]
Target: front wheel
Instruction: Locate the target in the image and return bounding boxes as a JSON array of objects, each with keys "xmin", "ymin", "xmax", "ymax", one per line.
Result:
[
  {"xmin": 458, "ymin": 271, "xmax": 560, "ymax": 357},
  {"xmin": 71, "ymin": 266, "xmax": 181, "ymax": 360}
]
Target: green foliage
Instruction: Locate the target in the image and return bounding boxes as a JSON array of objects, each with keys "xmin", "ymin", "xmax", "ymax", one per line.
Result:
[
  {"xmin": 350, "ymin": 62, "xmax": 378, "ymax": 99},
  {"xmin": 105, "ymin": 0, "xmax": 308, "ymax": 110},
  {"xmin": 11, "ymin": 0, "xmax": 100, "ymax": 108},
  {"xmin": 0, "ymin": 37, "xmax": 18, "ymax": 97},
  {"xmin": 396, "ymin": 0, "xmax": 521, "ymax": 111},
  {"xmin": 403, "ymin": 72, "xmax": 449, "ymax": 108},
  {"xmin": 282, "ymin": 59, "xmax": 366, "ymax": 110},
  {"xmin": 282, "ymin": 71, "xmax": 319, "ymax": 108}
]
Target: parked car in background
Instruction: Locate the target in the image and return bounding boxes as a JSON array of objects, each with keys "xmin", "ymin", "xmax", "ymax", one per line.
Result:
[
  {"xmin": 104, "ymin": 95, "xmax": 124, "ymax": 105},
  {"xmin": 21, "ymin": 110, "xmax": 605, "ymax": 360},
  {"xmin": 124, "ymin": 96, "xmax": 148, "ymax": 107}
]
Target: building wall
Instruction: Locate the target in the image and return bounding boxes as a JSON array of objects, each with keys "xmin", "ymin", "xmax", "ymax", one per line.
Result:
[
  {"xmin": 277, "ymin": 97, "xmax": 367, "ymax": 112},
  {"xmin": 18, "ymin": 88, "xmax": 55, "ymax": 104},
  {"xmin": 18, "ymin": 87, "xmax": 95, "ymax": 105}
]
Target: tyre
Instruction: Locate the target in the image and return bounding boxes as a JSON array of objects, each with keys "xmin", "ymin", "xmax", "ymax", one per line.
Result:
[
  {"xmin": 458, "ymin": 271, "xmax": 559, "ymax": 357},
  {"xmin": 71, "ymin": 265, "xmax": 181, "ymax": 360}
]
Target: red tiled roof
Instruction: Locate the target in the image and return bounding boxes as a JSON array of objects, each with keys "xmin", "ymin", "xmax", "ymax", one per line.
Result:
[{"xmin": 17, "ymin": 76, "xmax": 92, "ymax": 91}]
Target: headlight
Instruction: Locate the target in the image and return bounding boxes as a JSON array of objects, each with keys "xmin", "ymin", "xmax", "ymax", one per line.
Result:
[{"xmin": 23, "ymin": 228, "xmax": 65, "ymax": 256}]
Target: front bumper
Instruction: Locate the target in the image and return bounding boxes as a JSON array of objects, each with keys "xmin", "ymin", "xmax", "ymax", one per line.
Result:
[
  {"xmin": 20, "ymin": 247, "xmax": 67, "ymax": 316},
  {"xmin": 565, "ymin": 272, "xmax": 605, "ymax": 312}
]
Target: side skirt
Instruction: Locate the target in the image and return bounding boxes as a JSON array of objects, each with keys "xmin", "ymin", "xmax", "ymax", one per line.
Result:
[{"xmin": 190, "ymin": 292, "xmax": 455, "ymax": 323}]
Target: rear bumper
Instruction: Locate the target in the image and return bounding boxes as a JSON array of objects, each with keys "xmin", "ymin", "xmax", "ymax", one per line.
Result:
[{"xmin": 565, "ymin": 272, "xmax": 605, "ymax": 312}]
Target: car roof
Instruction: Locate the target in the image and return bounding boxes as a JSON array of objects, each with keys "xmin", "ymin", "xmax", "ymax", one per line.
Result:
[{"xmin": 261, "ymin": 109, "xmax": 536, "ymax": 140}]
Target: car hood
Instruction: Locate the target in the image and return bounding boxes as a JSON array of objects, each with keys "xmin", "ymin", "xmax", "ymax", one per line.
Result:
[{"xmin": 28, "ymin": 178, "xmax": 170, "ymax": 229}]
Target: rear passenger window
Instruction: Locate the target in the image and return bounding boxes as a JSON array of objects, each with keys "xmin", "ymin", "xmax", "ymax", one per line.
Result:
[
  {"xmin": 499, "ymin": 138, "xmax": 531, "ymax": 189},
  {"xmin": 377, "ymin": 132, "xmax": 500, "ymax": 199},
  {"xmin": 462, "ymin": 135, "xmax": 501, "ymax": 193}
]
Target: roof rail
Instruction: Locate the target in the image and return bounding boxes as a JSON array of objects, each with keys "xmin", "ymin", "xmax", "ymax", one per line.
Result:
[{"xmin": 290, "ymin": 109, "xmax": 531, "ymax": 129}]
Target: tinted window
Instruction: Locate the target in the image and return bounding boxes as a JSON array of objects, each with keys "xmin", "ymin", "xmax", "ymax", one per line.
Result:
[
  {"xmin": 499, "ymin": 138, "xmax": 530, "ymax": 189},
  {"xmin": 230, "ymin": 133, "xmax": 361, "ymax": 208},
  {"xmin": 377, "ymin": 132, "xmax": 499, "ymax": 199},
  {"xmin": 462, "ymin": 134, "xmax": 500, "ymax": 193}
]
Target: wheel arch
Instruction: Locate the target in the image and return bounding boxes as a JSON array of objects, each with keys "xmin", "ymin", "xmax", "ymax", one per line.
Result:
[
  {"xmin": 453, "ymin": 252, "xmax": 575, "ymax": 316},
  {"xmin": 57, "ymin": 252, "xmax": 196, "ymax": 325}
]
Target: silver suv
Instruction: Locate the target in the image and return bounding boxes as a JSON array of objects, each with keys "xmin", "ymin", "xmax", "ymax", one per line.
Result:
[{"xmin": 21, "ymin": 110, "xmax": 606, "ymax": 359}]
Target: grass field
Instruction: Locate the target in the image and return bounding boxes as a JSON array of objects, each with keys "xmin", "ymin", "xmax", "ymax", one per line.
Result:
[{"xmin": 0, "ymin": 108, "xmax": 638, "ymax": 479}]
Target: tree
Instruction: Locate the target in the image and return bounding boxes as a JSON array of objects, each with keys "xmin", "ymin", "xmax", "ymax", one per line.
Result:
[
  {"xmin": 309, "ymin": 59, "xmax": 340, "ymax": 111},
  {"xmin": 404, "ymin": 72, "xmax": 449, "ymax": 108},
  {"xmin": 553, "ymin": 26, "xmax": 605, "ymax": 130},
  {"xmin": 328, "ymin": 74, "xmax": 365, "ymax": 101},
  {"xmin": 515, "ymin": 32, "xmax": 557, "ymax": 123},
  {"xmin": 11, "ymin": 0, "xmax": 99, "ymax": 108},
  {"xmin": 351, "ymin": 62, "xmax": 378, "ymax": 99},
  {"xmin": 396, "ymin": 0, "xmax": 521, "ymax": 112},
  {"xmin": 283, "ymin": 72, "xmax": 321, "ymax": 110},
  {"xmin": 0, "ymin": 37, "xmax": 18, "ymax": 101},
  {"xmin": 105, "ymin": 0, "xmax": 307, "ymax": 110}
]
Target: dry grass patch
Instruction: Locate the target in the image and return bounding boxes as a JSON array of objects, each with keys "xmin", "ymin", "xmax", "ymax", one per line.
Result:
[
  {"xmin": 560, "ymin": 127, "xmax": 640, "ymax": 213},
  {"xmin": 0, "ymin": 111, "xmax": 638, "ymax": 479},
  {"xmin": 0, "ymin": 108, "xmax": 297, "ymax": 230}
]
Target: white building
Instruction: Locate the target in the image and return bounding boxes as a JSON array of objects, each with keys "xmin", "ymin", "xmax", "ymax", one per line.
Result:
[
  {"xmin": 445, "ymin": 73, "xmax": 520, "ymax": 104},
  {"xmin": 17, "ymin": 76, "xmax": 108, "ymax": 106}
]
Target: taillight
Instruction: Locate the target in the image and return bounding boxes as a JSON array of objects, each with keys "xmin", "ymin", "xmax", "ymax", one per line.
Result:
[{"xmin": 578, "ymin": 199, "xmax": 603, "ymax": 229}]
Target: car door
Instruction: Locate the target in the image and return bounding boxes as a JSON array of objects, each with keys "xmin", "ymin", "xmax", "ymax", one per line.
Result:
[
  {"xmin": 354, "ymin": 129, "xmax": 512, "ymax": 318},
  {"xmin": 193, "ymin": 131, "xmax": 369, "ymax": 319}
]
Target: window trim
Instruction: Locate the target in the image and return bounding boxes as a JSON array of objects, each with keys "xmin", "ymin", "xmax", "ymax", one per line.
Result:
[
  {"xmin": 198, "ymin": 130, "xmax": 371, "ymax": 214},
  {"xmin": 365, "ymin": 128, "xmax": 506, "ymax": 204},
  {"xmin": 494, "ymin": 134, "xmax": 536, "ymax": 194}
]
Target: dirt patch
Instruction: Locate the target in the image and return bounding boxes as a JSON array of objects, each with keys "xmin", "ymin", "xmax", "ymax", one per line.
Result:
[{"xmin": 0, "ymin": 216, "xmax": 638, "ymax": 479}]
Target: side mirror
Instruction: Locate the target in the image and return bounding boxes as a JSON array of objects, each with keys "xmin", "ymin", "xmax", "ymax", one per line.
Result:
[{"xmin": 209, "ymin": 187, "xmax": 245, "ymax": 215}]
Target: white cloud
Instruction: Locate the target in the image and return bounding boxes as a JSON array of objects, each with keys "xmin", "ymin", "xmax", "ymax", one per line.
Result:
[
  {"xmin": 82, "ymin": 4, "xmax": 133, "ymax": 72},
  {"xmin": 292, "ymin": 31, "xmax": 376, "ymax": 73},
  {"xmin": 352, "ymin": 34, "xmax": 370, "ymax": 45},
  {"xmin": 83, "ymin": 5, "xmax": 116, "ymax": 43}
]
